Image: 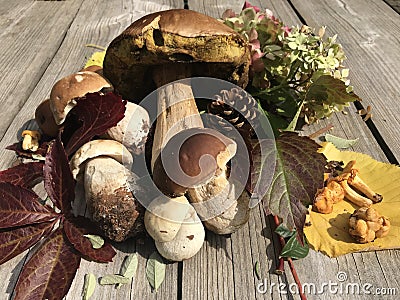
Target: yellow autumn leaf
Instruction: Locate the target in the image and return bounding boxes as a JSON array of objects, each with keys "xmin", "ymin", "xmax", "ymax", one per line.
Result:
[
  {"xmin": 304, "ymin": 142, "xmax": 400, "ymax": 257},
  {"xmin": 84, "ymin": 50, "xmax": 106, "ymax": 69}
]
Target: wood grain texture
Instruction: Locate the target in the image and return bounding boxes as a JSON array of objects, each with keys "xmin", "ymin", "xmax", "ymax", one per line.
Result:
[
  {"xmin": 290, "ymin": 0, "xmax": 400, "ymax": 161},
  {"xmin": 0, "ymin": 0, "xmax": 399, "ymax": 299},
  {"xmin": 0, "ymin": 0, "xmax": 84, "ymax": 140}
]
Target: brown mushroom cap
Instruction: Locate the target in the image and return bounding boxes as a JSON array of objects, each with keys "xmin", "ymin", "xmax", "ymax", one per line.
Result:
[
  {"xmin": 153, "ymin": 127, "xmax": 236, "ymax": 197},
  {"xmin": 103, "ymin": 9, "xmax": 250, "ymax": 102},
  {"xmin": 49, "ymin": 71, "xmax": 111, "ymax": 125},
  {"xmin": 35, "ymin": 99, "xmax": 60, "ymax": 137}
]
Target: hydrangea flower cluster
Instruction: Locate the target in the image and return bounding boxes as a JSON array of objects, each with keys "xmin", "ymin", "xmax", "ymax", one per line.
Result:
[{"xmin": 222, "ymin": 2, "xmax": 360, "ymax": 128}]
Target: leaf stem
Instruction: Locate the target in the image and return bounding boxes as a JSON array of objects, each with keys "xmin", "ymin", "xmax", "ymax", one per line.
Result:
[{"xmin": 273, "ymin": 215, "xmax": 307, "ymax": 300}]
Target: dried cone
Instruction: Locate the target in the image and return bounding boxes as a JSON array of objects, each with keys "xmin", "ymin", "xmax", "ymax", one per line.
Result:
[{"xmin": 206, "ymin": 88, "xmax": 259, "ymax": 139}]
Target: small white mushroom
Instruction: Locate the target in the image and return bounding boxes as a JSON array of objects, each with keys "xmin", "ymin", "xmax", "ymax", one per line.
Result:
[
  {"xmin": 144, "ymin": 195, "xmax": 191, "ymax": 242},
  {"xmin": 155, "ymin": 205, "xmax": 205, "ymax": 261},
  {"xmin": 104, "ymin": 102, "xmax": 150, "ymax": 155},
  {"xmin": 70, "ymin": 139, "xmax": 133, "ymax": 181}
]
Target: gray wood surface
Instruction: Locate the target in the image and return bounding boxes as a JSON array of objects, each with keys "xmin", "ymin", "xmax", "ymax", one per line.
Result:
[{"xmin": 0, "ymin": 0, "xmax": 399, "ymax": 299}]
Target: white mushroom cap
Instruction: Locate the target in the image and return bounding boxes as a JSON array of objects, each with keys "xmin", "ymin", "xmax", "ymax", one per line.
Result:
[
  {"xmin": 144, "ymin": 195, "xmax": 191, "ymax": 242},
  {"xmin": 70, "ymin": 139, "xmax": 133, "ymax": 181},
  {"xmin": 155, "ymin": 205, "xmax": 205, "ymax": 261},
  {"xmin": 104, "ymin": 102, "xmax": 150, "ymax": 155},
  {"xmin": 49, "ymin": 71, "xmax": 111, "ymax": 125}
]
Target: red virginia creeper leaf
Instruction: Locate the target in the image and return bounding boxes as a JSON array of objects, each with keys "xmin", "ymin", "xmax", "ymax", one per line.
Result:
[
  {"xmin": 0, "ymin": 221, "xmax": 57, "ymax": 265},
  {"xmin": 262, "ymin": 132, "xmax": 326, "ymax": 237},
  {"xmin": 14, "ymin": 227, "xmax": 81, "ymax": 300},
  {"xmin": 44, "ymin": 136, "xmax": 74, "ymax": 214},
  {"xmin": 0, "ymin": 182, "xmax": 58, "ymax": 229},
  {"xmin": 63, "ymin": 217, "xmax": 116, "ymax": 263},
  {"xmin": 0, "ymin": 162, "xmax": 43, "ymax": 188},
  {"xmin": 62, "ymin": 92, "xmax": 126, "ymax": 155}
]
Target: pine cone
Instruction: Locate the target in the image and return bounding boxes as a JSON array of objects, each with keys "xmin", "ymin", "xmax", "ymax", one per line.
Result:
[{"xmin": 206, "ymin": 88, "xmax": 259, "ymax": 139}]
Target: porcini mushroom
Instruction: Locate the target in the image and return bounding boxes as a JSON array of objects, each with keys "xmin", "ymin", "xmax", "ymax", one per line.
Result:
[
  {"xmin": 103, "ymin": 9, "xmax": 250, "ymax": 168},
  {"xmin": 103, "ymin": 102, "xmax": 150, "ymax": 155},
  {"xmin": 49, "ymin": 71, "xmax": 112, "ymax": 125},
  {"xmin": 153, "ymin": 127, "xmax": 251, "ymax": 234},
  {"xmin": 84, "ymin": 156, "xmax": 144, "ymax": 242},
  {"xmin": 35, "ymin": 99, "xmax": 60, "ymax": 137},
  {"xmin": 69, "ymin": 139, "xmax": 133, "ymax": 181},
  {"xmin": 144, "ymin": 194, "xmax": 205, "ymax": 261},
  {"xmin": 155, "ymin": 204, "xmax": 205, "ymax": 261}
]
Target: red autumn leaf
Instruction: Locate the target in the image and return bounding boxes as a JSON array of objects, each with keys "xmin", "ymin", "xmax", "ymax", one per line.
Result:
[
  {"xmin": 0, "ymin": 182, "xmax": 58, "ymax": 229},
  {"xmin": 0, "ymin": 221, "xmax": 57, "ymax": 265},
  {"xmin": 43, "ymin": 136, "xmax": 74, "ymax": 214},
  {"xmin": 6, "ymin": 141, "xmax": 50, "ymax": 160},
  {"xmin": 62, "ymin": 92, "xmax": 126, "ymax": 155},
  {"xmin": 14, "ymin": 227, "xmax": 81, "ymax": 300},
  {"xmin": 63, "ymin": 217, "xmax": 116, "ymax": 263},
  {"xmin": 0, "ymin": 162, "xmax": 43, "ymax": 188}
]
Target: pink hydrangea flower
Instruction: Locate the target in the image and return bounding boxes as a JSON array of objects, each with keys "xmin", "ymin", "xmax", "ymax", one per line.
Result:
[{"xmin": 242, "ymin": 1, "xmax": 260, "ymax": 13}]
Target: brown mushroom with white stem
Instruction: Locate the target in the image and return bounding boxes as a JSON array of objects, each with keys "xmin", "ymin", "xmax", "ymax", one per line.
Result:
[
  {"xmin": 70, "ymin": 139, "xmax": 144, "ymax": 242},
  {"xmin": 103, "ymin": 9, "xmax": 250, "ymax": 167},
  {"xmin": 153, "ymin": 127, "xmax": 251, "ymax": 235},
  {"xmin": 35, "ymin": 99, "xmax": 60, "ymax": 137},
  {"xmin": 103, "ymin": 9, "xmax": 252, "ymax": 237},
  {"xmin": 49, "ymin": 71, "xmax": 112, "ymax": 125}
]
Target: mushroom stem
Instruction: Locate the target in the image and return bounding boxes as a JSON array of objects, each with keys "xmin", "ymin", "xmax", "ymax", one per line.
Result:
[
  {"xmin": 348, "ymin": 173, "xmax": 383, "ymax": 203},
  {"xmin": 339, "ymin": 179, "xmax": 373, "ymax": 207},
  {"xmin": 151, "ymin": 65, "xmax": 204, "ymax": 171}
]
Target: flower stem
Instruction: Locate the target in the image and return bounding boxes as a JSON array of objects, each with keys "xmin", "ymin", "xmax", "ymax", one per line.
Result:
[{"xmin": 273, "ymin": 215, "xmax": 307, "ymax": 300}]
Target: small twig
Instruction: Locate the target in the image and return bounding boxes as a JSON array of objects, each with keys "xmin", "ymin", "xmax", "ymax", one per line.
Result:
[
  {"xmin": 85, "ymin": 44, "xmax": 107, "ymax": 51},
  {"xmin": 288, "ymin": 258, "xmax": 307, "ymax": 300},
  {"xmin": 308, "ymin": 123, "xmax": 334, "ymax": 139},
  {"xmin": 273, "ymin": 216, "xmax": 307, "ymax": 300}
]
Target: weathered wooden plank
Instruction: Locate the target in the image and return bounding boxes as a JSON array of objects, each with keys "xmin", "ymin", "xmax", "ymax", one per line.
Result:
[
  {"xmin": 383, "ymin": 0, "xmax": 400, "ymax": 14},
  {"xmin": 0, "ymin": 1, "xmax": 34, "ymax": 33},
  {"xmin": 0, "ymin": 0, "xmax": 84, "ymax": 141},
  {"xmin": 289, "ymin": 0, "xmax": 400, "ymax": 161}
]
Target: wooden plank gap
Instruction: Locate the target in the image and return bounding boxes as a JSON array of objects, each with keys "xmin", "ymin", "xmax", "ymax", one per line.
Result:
[{"xmin": 353, "ymin": 100, "xmax": 399, "ymax": 165}]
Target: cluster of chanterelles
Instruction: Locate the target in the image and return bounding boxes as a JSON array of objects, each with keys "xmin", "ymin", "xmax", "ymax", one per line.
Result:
[
  {"xmin": 28, "ymin": 9, "xmax": 254, "ymax": 261},
  {"xmin": 313, "ymin": 160, "xmax": 390, "ymax": 243}
]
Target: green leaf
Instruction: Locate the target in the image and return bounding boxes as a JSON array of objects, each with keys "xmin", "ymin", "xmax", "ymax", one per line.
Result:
[
  {"xmin": 120, "ymin": 253, "xmax": 138, "ymax": 279},
  {"xmin": 83, "ymin": 234, "xmax": 104, "ymax": 249},
  {"xmin": 262, "ymin": 132, "xmax": 326, "ymax": 236},
  {"xmin": 284, "ymin": 102, "xmax": 303, "ymax": 131},
  {"xmin": 274, "ymin": 224, "xmax": 296, "ymax": 239},
  {"xmin": 82, "ymin": 273, "xmax": 96, "ymax": 300},
  {"xmin": 99, "ymin": 274, "xmax": 130, "ymax": 285},
  {"xmin": 146, "ymin": 251, "xmax": 166, "ymax": 292},
  {"xmin": 280, "ymin": 234, "xmax": 309, "ymax": 259},
  {"xmin": 254, "ymin": 261, "xmax": 261, "ymax": 280},
  {"xmin": 306, "ymin": 75, "xmax": 360, "ymax": 105},
  {"xmin": 325, "ymin": 134, "xmax": 359, "ymax": 149}
]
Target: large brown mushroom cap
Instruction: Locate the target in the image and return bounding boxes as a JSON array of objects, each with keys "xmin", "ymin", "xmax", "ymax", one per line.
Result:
[
  {"xmin": 49, "ymin": 71, "xmax": 111, "ymax": 125},
  {"xmin": 153, "ymin": 127, "xmax": 236, "ymax": 197},
  {"xmin": 35, "ymin": 99, "xmax": 60, "ymax": 137},
  {"xmin": 103, "ymin": 9, "xmax": 250, "ymax": 102}
]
